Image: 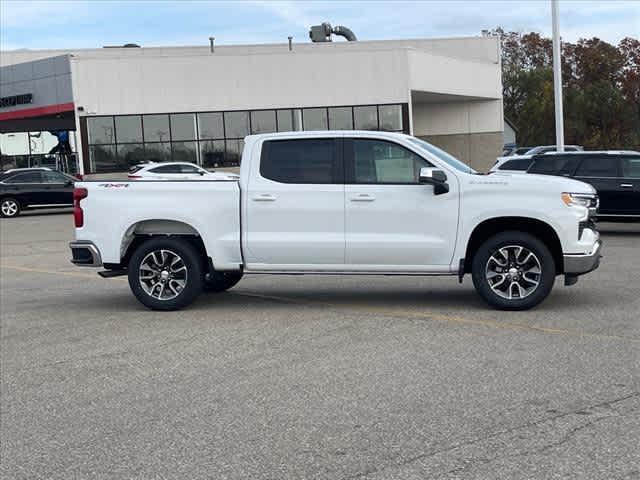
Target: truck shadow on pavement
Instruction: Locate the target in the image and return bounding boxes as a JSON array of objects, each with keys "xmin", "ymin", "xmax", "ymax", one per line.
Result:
[{"xmin": 69, "ymin": 284, "xmax": 607, "ymax": 315}]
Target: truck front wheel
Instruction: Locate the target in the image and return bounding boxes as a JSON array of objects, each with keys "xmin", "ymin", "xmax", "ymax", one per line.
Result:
[
  {"xmin": 471, "ymin": 231, "xmax": 555, "ymax": 310},
  {"xmin": 128, "ymin": 237, "xmax": 203, "ymax": 311}
]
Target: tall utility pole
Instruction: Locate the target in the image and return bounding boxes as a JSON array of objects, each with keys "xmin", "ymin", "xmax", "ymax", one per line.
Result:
[{"xmin": 551, "ymin": 0, "xmax": 565, "ymax": 152}]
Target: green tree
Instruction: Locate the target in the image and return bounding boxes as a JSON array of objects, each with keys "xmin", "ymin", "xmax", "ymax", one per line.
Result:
[{"xmin": 493, "ymin": 29, "xmax": 640, "ymax": 150}]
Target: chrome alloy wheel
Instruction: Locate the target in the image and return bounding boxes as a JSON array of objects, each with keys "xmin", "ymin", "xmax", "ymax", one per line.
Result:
[
  {"xmin": 1, "ymin": 199, "xmax": 19, "ymax": 217},
  {"xmin": 485, "ymin": 245, "xmax": 542, "ymax": 300},
  {"xmin": 139, "ymin": 249, "xmax": 188, "ymax": 300}
]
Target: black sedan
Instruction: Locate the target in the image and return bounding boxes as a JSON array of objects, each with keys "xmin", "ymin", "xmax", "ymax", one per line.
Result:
[{"xmin": 0, "ymin": 168, "xmax": 75, "ymax": 218}]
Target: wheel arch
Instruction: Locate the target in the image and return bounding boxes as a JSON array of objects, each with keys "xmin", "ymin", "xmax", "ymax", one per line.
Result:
[
  {"xmin": 464, "ymin": 217, "xmax": 564, "ymax": 274},
  {"xmin": 120, "ymin": 219, "xmax": 208, "ymax": 267}
]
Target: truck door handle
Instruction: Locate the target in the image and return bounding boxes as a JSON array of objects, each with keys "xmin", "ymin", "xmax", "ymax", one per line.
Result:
[
  {"xmin": 350, "ymin": 194, "xmax": 375, "ymax": 202},
  {"xmin": 252, "ymin": 194, "xmax": 276, "ymax": 201},
  {"xmin": 620, "ymin": 183, "xmax": 633, "ymax": 188}
]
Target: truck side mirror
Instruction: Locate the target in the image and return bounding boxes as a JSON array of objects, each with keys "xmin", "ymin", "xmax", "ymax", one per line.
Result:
[{"xmin": 419, "ymin": 167, "xmax": 449, "ymax": 195}]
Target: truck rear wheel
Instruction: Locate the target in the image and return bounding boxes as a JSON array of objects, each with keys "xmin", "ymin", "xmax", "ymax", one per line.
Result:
[
  {"xmin": 128, "ymin": 237, "xmax": 203, "ymax": 311},
  {"xmin": 471, "ymin": 231, "xmax": 555, "ymax": 310},
  {"xmin": 204, "ymin": 271, "xmax": 243, "ymax": 293}
]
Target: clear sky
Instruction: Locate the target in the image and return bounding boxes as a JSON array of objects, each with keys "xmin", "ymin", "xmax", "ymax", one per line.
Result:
[{"xmin": 1, "ymin": 0, "xmax": 638, "ymax": 51}]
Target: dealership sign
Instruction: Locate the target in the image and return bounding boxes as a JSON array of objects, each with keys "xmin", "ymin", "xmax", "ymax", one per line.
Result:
[{"xmin": 0, "ymin": 93, "xmax": 33, "ymax": 109}]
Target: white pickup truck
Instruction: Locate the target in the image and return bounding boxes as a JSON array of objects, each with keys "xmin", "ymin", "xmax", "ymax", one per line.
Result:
[{"xmin": 70, "ymin": 131, "xmax": 602, "ymax": 311}]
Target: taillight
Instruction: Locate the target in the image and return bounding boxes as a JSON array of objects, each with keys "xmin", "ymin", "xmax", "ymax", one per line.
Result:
[
  {"xmin": 74, "ymin": 174, "xmax": 84, "ymax": 180},
  {"xmin": 73, "ymin": 187, "xmax": 88, "ymax": 227}
]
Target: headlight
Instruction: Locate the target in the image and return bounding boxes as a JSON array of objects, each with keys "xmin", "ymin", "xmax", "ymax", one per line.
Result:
[{"xmin": 561, "ymin": 193, "xmax": 599, "ymax": 211}]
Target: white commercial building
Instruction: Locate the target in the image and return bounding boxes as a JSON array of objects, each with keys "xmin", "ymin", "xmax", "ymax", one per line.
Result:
[{"xmin": 0, "ymin": 36, "xmax": 503, "ymax": 174}]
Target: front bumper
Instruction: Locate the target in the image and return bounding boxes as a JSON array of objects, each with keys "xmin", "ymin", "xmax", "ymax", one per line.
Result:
[
  {"xmin": 563, "ymin": 240, "xmax": 602, "ymax": 276},
  {"xmin": 69, "ymin": 241, "xmax": 102, "ymax": 267}
]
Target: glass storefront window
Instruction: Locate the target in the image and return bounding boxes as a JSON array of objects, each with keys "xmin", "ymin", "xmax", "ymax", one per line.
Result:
[
  {"xmin": 171, "ymin": 141, "xmax": 198, "ymax": 163},
  {"xmin": 277, "ymin": 110, "xmax": 293, "ymax": 132},
  {"xmin": 143, "ymin": 114, "xmax": 170, "ymax": 142},
  {"xmin": 88, "ymin": 117, "xmax": 115, "ymax": 144},
  {"xmin": 170, "ymin": 113, "xmax": 196, "ymax": 141},
  {"xmin": 28, "ymin": 131, "xmax": 58, "ymax": 154},
  {"xmin": 90, "ymin": 145, "xmax": 118, "ymax": 172},
  {"xmin": 115, "ymin": 116, "xmax": 142, "ymax": 143},
  {"xmin": 354, "ymin": 106, "xmax": 378, "ymax": 130},
  {"xmin": 144, "ymin": 142, "xmax": 171, "ymax": 162},
  {"xmin": 224, "ymin": 111, "xmax": 249, "ymax": 138},
  {"xmin": 328, "ymin": 107, "xmax": 353, "ymax": 130},
  {"xmin": 117, "ymin": 143, "xmax": 146, "ymax": 167},
  {"xmin": 82, "ymin": 105, "xmax": 405, "ymax": 173},
  {"xmin": 225, "ymin": 139, "xmax": 244, "ymax": 166},
  {"xmin": 197, "ymin": 112, "xmax": 224, "ymax": 139},
  {"xmin": 250, "ymin": 110, "xmax": 276, "ymax": 134},
  {"xmin": 303, "ymin": 108, "xmax": 328, "ymax": 130},
  {"xmin": 1, "ymin": 132, "xmax": 29, "ymax": 155},
  {"xmin": 378, "ymin": 105, "xmax": 403, "ymax": 131},
  {"xmin": 200, "ymin": 140, "xmax": 225, "ymax": 168}
]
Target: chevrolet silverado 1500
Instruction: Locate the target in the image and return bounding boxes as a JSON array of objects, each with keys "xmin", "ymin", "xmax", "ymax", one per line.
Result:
[{"xmin": 70, "ymin": 131, "xmax": 602, "ymax": 311}]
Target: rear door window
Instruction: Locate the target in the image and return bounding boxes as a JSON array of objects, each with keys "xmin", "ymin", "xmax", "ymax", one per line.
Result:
[
  {"xmin": 575, "ymin": 156, "xmax": 619, "ymax": 177},
  {"xmin": 42, "ymin": 171, "xmax": 72, "ymax": 183},
  {"xmin": 498, "ymin": 158, "xmax": 532, "ymax": 171},
  {"xmin": 621, "ymin": 156, "xmax": 640, "ymax": 178},
  {"xmin": 260, "ymin": 139, "xmax": 339, "ymax": 184}
]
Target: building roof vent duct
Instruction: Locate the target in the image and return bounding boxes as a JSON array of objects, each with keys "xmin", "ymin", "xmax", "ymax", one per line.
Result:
[{"xmin": 309, "ymin": 22, "xmax": 357, "ymax": 42}]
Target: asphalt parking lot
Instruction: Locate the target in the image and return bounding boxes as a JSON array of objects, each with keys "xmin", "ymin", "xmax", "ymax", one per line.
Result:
[{"xmin": 1, "ymin": 211, "xmax": 639, "ymax": 479}]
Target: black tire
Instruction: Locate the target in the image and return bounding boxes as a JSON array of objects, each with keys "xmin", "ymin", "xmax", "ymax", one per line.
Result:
[
  {"xmin": 203, "ymin": 271, "xmax": 243, "ymax": 293},
  {"xmin": 0, "ymin": 197, "xmax": 21, "ymax": 218},
  {"xmin": 472, "ymin": 231, "xmax": 555, "ymax": 311},
  {"xmin": 128, "ymin": 237, "xmax": 203, "ymax": 311}
]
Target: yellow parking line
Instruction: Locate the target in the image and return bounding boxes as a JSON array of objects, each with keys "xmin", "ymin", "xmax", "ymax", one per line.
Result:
[
  {"xmin": 234, "ymin": 291, "xmax": 640, "ymax": 344},
  {"xmin": 0, "ymin": 264, "xmax": 119, "ymax": 280},
  {"xmin": 2, "ymin": 265, "xmax": 637, "ymax": 343}
]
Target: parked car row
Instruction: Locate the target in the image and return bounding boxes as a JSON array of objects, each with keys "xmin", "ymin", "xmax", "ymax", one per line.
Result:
[
  {"xmin": 490, "ymin": 151, "xmax": 640, "ymax": 220},
  {"xmin": 0, "ymin": 162, "xmax": 238, "ymax": 217}
]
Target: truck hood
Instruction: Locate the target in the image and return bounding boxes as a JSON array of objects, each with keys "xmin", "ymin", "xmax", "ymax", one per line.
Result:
[{"xmin": 487, "ymin": 172, "xmax": 596, "ymax": 195}]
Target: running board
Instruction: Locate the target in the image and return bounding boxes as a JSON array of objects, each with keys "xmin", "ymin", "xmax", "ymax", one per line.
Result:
[{"xmin": 98, "ymin": 269, "xmax": 127, "ymax": 278}]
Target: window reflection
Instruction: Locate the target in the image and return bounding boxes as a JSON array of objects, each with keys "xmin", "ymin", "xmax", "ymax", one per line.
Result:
[
  {"xmin": 200, "ymin": 140, "xmax": 225, "ymax": 168},
  {"xmin": 198, "ymin": 112, "xmax": 224, "ymax": 139},
  {"xmin": 143, "ymin": 115, "xmax": 170, "ymax": 142},
  {"xmin": 88, "ymin": 117, "xmax": 115, "ymax": 144},
  {"xmin": 115, "ymin": 116, "xmax": 142, "ymax": 143},
  {"xmin": 170, "ymin": 114, "xmax": 196, "ymax": 141},
  {"xmin": 144, "ymin": 142, "xmax": 171, "ymax": 162},
  {"xmin": 303, "ymin": 108, "xmax": 328, "ymax": 130},
  {"xmin": 354, "ymin": 106, "xmax": 378, "ymax": 130},
  {"xmin": 224, "ymin": 111, "xmax": 249, "ymax": 138},
  {"xmin": 328, "ymin": 107, "xmax": 353, "ymax": 130}
]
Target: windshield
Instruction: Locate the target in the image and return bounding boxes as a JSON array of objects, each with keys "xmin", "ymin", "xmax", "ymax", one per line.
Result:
[{"xmin": 407, "ymin": 137, "xmax": 477, "ymax": 174}]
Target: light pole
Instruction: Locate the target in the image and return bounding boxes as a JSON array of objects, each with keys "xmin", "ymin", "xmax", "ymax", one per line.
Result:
[{"xmin": 551, "ymin": 0, "xmax": 565, "ymax": 152}]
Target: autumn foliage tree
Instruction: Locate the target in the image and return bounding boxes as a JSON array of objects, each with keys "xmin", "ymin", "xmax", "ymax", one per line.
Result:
[{"xmin": 494, "ymin": 29, "xmax": 639, "ymax": 150}]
